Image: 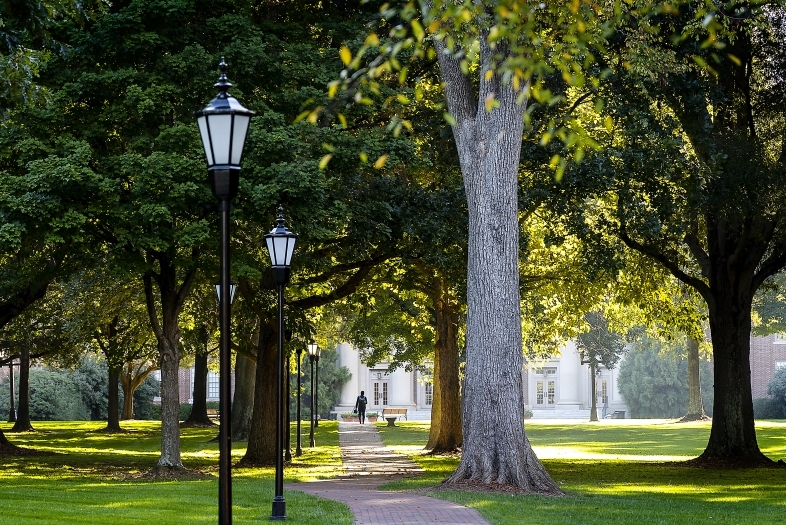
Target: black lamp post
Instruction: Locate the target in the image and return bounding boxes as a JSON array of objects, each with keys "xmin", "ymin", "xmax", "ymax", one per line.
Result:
[
  {"xmin": 265, "ymin": 206, "xmax": 297, "ymax": 521},
  {"xmin": 214, "ymin": 281, "xmax": 238, "ymax": 305},
  {"xmin": 295, "ymin": 346, "xmax": 303, "ymax": 456},
  {"xmin": 307, "ymin": 342, "xmax": 320, "ymax": 445},
  {"xmin": 196, "ymin": 57, "xmax": 254, "ymax": 525},
  {"xmin": 7, "ymin": 360, "xmax": 16, "ymax": 423}
]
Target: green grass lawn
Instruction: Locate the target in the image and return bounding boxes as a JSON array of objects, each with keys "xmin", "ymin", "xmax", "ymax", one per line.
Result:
[
  {"xmin": 377, "ymin": 420, "xmax": 786, "ymax": 525},
  {"xmin": 0, "ymin": 420, "xmax": 351, "ymax": 525}
]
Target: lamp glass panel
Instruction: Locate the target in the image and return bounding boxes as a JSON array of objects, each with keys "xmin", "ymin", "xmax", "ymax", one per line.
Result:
[
  {"xmin": 215, "ymin": 283, "xmax": 221, "ymax": 302},
  {"xmin": 265, "ymin": 236, "xmax": 276, "ymax": 267},
  {"xmin": 270, "ymin": 236, "xmax": 292, "ymax": 266},
  {"xmin": 307, "ymin": 343, "xmax": 318, "ymax": 357},
  {"xmin": 229, "ymin": 283, "xmax": 237, "ymax": 304},
  {"xmin": 207, "ymin": 114, "xmax": 232, "ymax": 165},
  {"xmin": 230, "ymin": 115, "xmax": 251, "ymax": 165},
  {"xmin": 197, "ymin": 116, "xmax": 214, "ymax": 166},
  {"xmin": 284, "ymin": 236, "xmax": 296, "ymax": 266}
]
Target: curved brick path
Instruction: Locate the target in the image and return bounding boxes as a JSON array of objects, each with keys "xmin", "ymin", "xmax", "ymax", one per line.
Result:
[{"xmin": 286, "ymin": 422, "xmax": 489, "ymax": 525}]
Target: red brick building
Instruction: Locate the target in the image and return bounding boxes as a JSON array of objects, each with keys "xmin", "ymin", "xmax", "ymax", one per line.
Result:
[{"xmin": 750, "ymin": 334, "xmax": 786, "ymax": 398}]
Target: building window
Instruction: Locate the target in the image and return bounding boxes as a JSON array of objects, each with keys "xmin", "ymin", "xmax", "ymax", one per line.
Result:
[
  {"xmin": 600, "ymin": 380, "xmax": 608, "ymax": 404},
  {"xmin": 547, "ymin": 380, "xmax": 555, "ymax": 405},
  {"xmin": 383, "ymin": 382, "xmax": 388, "ymax": 405},
  {"xmin": 534, "ymin": 367, "xmax": 557, "ymax": 375},
  {"xmin": 374, "ymin": 382, "xmax": 380, "ymax": 405},
  {"xmin": 774, "ymin": 334, "xmax": 786, "ymax": 344},
  {"xmin": 536, "ymin": 382, "xmax": 544, "ymax": 404},
  {"xmin": 776, "ymin": 361, "xmax": 786, "ymax": 369},
  {"xmin": 207, "ymin": 372, "xmax": 219, "ymax": 399},
  {"xmin": 425, "ymin": 383, "xmax": 433, "ymax": 406}
]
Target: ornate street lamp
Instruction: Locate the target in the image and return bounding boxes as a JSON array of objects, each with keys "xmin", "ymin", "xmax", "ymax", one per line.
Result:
[
  {"xmin": 265, "ymin": 206, "xmax": 297, "ymax": 521},
  {"xmin": 307, "ymin": 342, "xmax": 320, "ymax": 445},
  {"xmin": 214, "ymin": 281, "xmax": 238, "ymax": 305},
  {"xmin": 295, "ymin": 345, "xmax": 304, "ymax": 456},
  {"xmin": 196, "ymin": 57, "xmax": 254, "ymax": 525}
]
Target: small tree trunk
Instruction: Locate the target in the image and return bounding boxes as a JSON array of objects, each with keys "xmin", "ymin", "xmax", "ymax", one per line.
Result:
[
  {"xmin": 105, "ymin": 365, "xmax": 122, "ymax": 432},
  {"xmin": 183, "ymin": 351, "xmax": 213, "ymax": 426},
  {"xmin": 11, "ymin": 343, "xmax": 33, "ymax": 432},
  {"xmin": 0, "ymin": 429, "xmax": 12, "ymax": 447},
  {"xmin": 240, "ymin": 326, "xmax": 278, "ymax": 466},
  {"xmin": 589, "ymin": 363, "xmax": 599, "ymax": 422},
  {"xmin": 426, "ymin": 277, "xmax": 462, "ymax": 453},
  {"xmin": 231, "ymin": 352, "xmax": 256, "ymax": 442},
  {"xmin": 681, "ymin": 337, "xmax": 707, "ymax": 422},
  {"xmin": 120, "ymin": 363, "xmax": 135, "ymax": 420}
]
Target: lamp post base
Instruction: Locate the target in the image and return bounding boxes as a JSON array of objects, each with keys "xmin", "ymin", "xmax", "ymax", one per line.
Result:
[{"xmin": 271, "ymin": 498, "xmax": 286, "ymax": 521}]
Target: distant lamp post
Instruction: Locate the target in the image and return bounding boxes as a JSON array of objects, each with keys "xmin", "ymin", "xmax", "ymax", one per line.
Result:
[
  {"xmin": 307, "ymin": 342, "xmax": 320, "ymax": 445},
  {"xmin": 265, "ymin": 206, "xmax": 297, "ymax": 521},
  {"xmin": 295, "ymin": 345, "xmax": 304, "ymax": 456},
  {"xmin": 7, "ymin": 360, "xmax": 16, "ymax": 423},
  {"xmin": 196, "ymin": 56, "xmax": 255, "ymax": 525},
  {"xmin": 214, "ymin": 281, "xmax": 238, "ymax": 304}
]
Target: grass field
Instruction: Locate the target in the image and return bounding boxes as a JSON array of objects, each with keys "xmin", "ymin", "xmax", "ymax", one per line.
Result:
[
  {"xmin": 0, "ymin": 421, "xmax": 351, "ymax": 525},
  {"xmin": 377, "ymin": 420, "xmax": 786, "ymax": 525}
]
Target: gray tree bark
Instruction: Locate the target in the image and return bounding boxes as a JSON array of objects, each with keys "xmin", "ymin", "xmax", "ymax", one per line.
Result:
[
  {"xmin": 143, "ymin": 257, "xmax": 197, "ymax": 471},
  {"xmin": 435, "ymin": 33, "xmax": 562, "ymax": 493}
]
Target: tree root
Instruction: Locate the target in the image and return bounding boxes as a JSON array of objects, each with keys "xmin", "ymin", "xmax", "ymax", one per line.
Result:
[
  {"xmin": 678, "ymin": 413, "xmax": 711, "ymax": 423},
  {"xmin": 137, "ymin": 465, "xmax": 212, "ymax": 480}
]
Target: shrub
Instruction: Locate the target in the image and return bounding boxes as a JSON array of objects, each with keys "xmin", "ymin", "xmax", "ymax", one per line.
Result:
[
  {"xmin": 753, "ymin": 397, "xmax": 785, "ymax": 419},
  {"xmin": 618, "ymin": 336, "xmax": 714, "ymax": 418},
  {"xmin": 767, "ymin": 367, "xmax": 786, "ymax": 414}
]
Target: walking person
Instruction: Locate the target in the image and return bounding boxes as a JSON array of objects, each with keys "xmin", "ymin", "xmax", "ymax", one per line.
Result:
[{"xmin": 354, "ymin": 391, "xmax": 368, "ymax": 424}]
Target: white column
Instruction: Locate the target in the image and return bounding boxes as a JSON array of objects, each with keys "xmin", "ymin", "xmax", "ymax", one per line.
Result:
[
  {"xmin": 388, "ymin": 367, "xmax": 414, "ymax": 407},
  {"xmin": 556, "ymin": 341, "xmax": 582, "ymax": 409},
  {"xmin": 337, "ymin": 343, "xmax": 359, "ymax": 408}
]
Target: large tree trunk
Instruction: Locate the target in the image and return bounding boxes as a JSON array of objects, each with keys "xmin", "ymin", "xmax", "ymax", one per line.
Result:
[
  {"xmin": 437, "ymin": 34, "xmax": 561, "ymax": 492},
  {"xmin": 11, "ymin": 343, "xmax": 33, "ymax": 432},
  {"xmin": 681, "ymin": 337, "xmax": 707, "ymax": 422},
  {"xmin": 183, "ymin": 350, "xmax": 213, "ymax": 427},
  {"xmin": 231, "ymin": 351, "xmax": 256, "ymax": 442},
  {"xmin": 589, "ymin": 363, "xmax": 598, "ymax": 422},
  {"xmin": 425, "ymin": 277, "xmax": 462, "ymax": 453},
  {"xmin": 240, "ymin": 326, "xmax": 278, "ymax": 465},
  {"xmin": 106, "ymin": 365, "xmax": 122, "ymax": 432},
  {"xmin": 700, "ymin": 279, "xmax": 764, "ymax": 463}
]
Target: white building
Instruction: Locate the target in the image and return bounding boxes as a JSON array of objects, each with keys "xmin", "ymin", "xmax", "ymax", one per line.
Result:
[{"xmin": 333, "ymin": 340, "xmax": 629, "ymax": 420}]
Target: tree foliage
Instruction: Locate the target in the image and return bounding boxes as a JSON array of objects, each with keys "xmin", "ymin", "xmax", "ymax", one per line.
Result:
[{"xmin": 618, "ymin": 336, "xmax": 714, "ymax": 419}]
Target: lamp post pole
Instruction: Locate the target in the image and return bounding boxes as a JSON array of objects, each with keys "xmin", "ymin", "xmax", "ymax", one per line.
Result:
[
  {"xmin": 8, "ymin": 361, "xmax": 15, "ymax": 423},
  {"xmin": 285, "ymin": 351, "xmax": 292, "ymax": 461},
  {"xmin": 314, "ymin": 353, "xmax": 320, "ymax": 428},
  {"xmin": 295, "ymin": 347, "xmax": 303, "ymax": 456},
  {"xmin": 307, "ymin": 342, "xmax": 319, "ymax": 445},
  {"xmin": 195, "ymin": 57, "xmax": 254, "ymax": 525},
  {"xmin": 265, "ymin": 207, "xmax": 297, "ymax": 521}
]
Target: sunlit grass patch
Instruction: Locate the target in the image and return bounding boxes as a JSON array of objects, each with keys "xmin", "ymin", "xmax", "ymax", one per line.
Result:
[
  {"xmin": 376, "ymin": 420, "xmax": 786, "ymax": 525},
  {"xmin": 0, "ymin": 420, "xmax": 351, "ymax": 524}
]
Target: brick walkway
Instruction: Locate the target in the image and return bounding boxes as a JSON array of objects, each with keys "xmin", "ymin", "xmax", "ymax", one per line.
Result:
[{"xmin": 286, "ymin": 422, "xmax": 490, "ymax": 525}]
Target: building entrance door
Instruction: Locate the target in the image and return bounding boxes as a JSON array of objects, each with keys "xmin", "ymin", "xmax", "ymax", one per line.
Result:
[
  {"xmin": 372, "ymin": 380, "xmax": 389, "ymax": 409},
  {"xmin": 535, "ymin": 379, "xmax": 556, "ymax": 407}
]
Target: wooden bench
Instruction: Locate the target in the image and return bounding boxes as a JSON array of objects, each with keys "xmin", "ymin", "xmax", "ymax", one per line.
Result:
[
  {"xmin": 382, "ymin": 408, "xmax": 407, "ymax": 426},
  {"xmin": 207, "ymin": 409, "xmax": 220, "ymax": 421}
]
